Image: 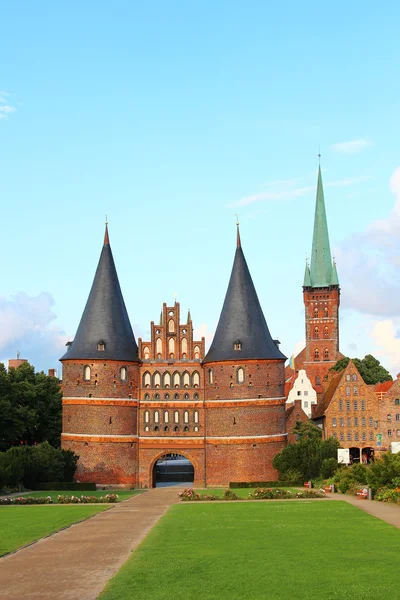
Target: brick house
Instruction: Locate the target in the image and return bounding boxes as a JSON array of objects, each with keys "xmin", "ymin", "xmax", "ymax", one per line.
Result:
[
  {"xmin": 376, "ymin": 376, "xmax": 400, "ymax": 452},
  {"xmin": 285, "ymin": 400, "xmax": 309, "ymax": 444}
]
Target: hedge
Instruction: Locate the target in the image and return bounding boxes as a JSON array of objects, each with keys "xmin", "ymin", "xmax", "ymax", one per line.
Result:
[{"xmin": 229, "ymin": 481, "xmax": 298, "ymax": 489}]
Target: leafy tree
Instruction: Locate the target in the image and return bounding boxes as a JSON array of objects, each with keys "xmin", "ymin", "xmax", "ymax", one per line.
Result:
[
  {"xmin": 366, "ymin": 452, "xmax": 400, "ymax": 491},
  {"xmin": 0, "ymin": 362, "xmax": 62, "ymax": 451},
  {"xmin": 330, "ymin": 354, "xmax": 392, "ymax": 385},
  {"xmin": 273, "ymin": 421, "xmax": 340, "ymax": 481}
]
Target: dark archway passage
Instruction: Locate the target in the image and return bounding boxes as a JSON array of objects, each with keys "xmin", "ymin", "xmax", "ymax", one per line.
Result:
[{"xmin": 152, "ymin": 454, "xmax": 194, "ymax": 487}]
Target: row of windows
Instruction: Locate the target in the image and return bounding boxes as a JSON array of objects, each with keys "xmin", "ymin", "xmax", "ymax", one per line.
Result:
[
  {"xmin": 332, "ymin": 417, "xmax": 374, "ymax": 427},
  {"xmin": 142, "ymin": 339, "xmax": 201, "ymax": 360},
  {"xmin": 313, "ymin": 326, "xmax": 330, "ymax": 339},
  {"xmin": 144, "ymin": 425, "xmax": 199, "ymax": 432},
  {"xmin": 83, "ymin": 366, "xmax": 127, "ymax": 382},
  {"xmin": 388, "ymin": 430, "xmax": 400, "ymax": 437},
  {"xmin": 346, "ymin": 386, "xmax": 359, "ymax": 396},
  {"xmin": 386, "ymin": 414, "xmax": 400, "ymax": 421},
  {"xmin": 345, "ymin": 374, "xmax": 358, "ymax": 381},
  {"xmin": 339, "ymin": 399, "xmax": 366, "ymax": 411},
  {"xmin": 313, "ymin": 307, "xmax": 330, "ymax": 318},
  {"xmin": 313, "ymin": 349, "xmax": 330, "ymax": 361},
  {"xmin": 207, "ymin": 367, "xmax": 245, "ymax": 384},
  {"xmin": 144, "ymin": 392, "xmax": 199, "ymax": 400},
  {"xmin": 144, "ymin": 410, "xmax": 199, "ymax": 425},
  {"xmin": 143, "ymin": 371, "xmax": 200, "ymax": 388},
  {"xmin": 332, "ymin": 431, "xmax": 375, "ymax": 441}
]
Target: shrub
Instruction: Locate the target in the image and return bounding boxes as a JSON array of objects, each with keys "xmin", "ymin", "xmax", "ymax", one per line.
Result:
[
  {"xmin": 320, "ymin": 458, "xmax": 338, "ymax": 479},
  {"xmin": 0, "ymin": 496, "xmax": 53, "ymax": 505},
  {"xmin": 366, "ymin": 452, "xmax": 400, "ymax": 491},
  {"xmin": 223, "ymin": 490, "xmax": 239, "ymax": 500},
  {"xmin": 57, "ymin": 494, "xmax": 118, "ymax": 504},
  {"xmin": 248, "ymin": 488, "xmax": 326, "ymax": 500},
  {"xmin": 375, "ymin": 487, "xmax": 400, "ymax": 504}
]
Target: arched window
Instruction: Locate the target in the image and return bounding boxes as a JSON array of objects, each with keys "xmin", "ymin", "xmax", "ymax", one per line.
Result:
[
  {"xmin": 144, "ymin": 410, "xmax": 150, "ymax": 423},
  {"xmin": 397, "ymin": 429, "xmax": 400, "ymax": 438},
  {"xmin": 332, "ymin": 418, "xmax": 337, "ymax": 427},
  {"xmin": 324, "ymin": 307, "xmax": 328, "ymax": 317},
  {"xmin": 346, "ymin": 374, "xmax": 351, "ymax": 381},
  {"xmin": 153, "ymin": 372, "xmax": 161, "ymax": 388},
  {"xmin": 324, "ymin": 348, "xmax": 329, "ymax": 360},
  {"xmin": 314, "ymin": 348, "xmax": 320, "ymax": 361},
  {"xmin": 237, "ymin": 367, "xmax": 245, "ymax": 384},
  {"xmin": 173, "ymin": 372, "xmax": 180, "ymax": 388},
  {"xmin": 193, "ymin": 371, "xmax": 200, "ymax": 387},
  {"xmin": 194, "ymin": 411, "xmax": 199, "ymax": 424},
  {"xmin": 184, "ymin": 411, "xmax": 189, "ymax": 424},
  {"xmin": 369, "ymin": 417, "xmax": 373, "ymax": 427},
  {"xmin": 156, "ymin": 338, "xmax": 162, "ymax": 356},
  {"xmin": 194, "ymin": 426, "xmax": 199, "ymax": 432},
  {"xmin": 174, "ymin": 411, "xmax": 179, "ymax": 424},
  {"xmin": 154, "ymin": 410, "xmax": 159, "ymax": 424},
  {"xmin": 181, "ymin": 338, "xmax": 188, "ymax": 355},
  {"xmin": 163, "ymin": 372, "xmax": 171, "ymax": 388},
  {"xmin": 314, "ymin": 327, "xmax": 319, "ymax": 339},
  {"xmin": 346, "ymin": 386, "xmax": 350, "ymax": 396},
  {"xmin": 314, "ymin": 307, "xmax": 318, "ymax": 317},
  {"xmin": 120, "ymin": 367, "xmax": 127, "ymax": 381},
  {"xmin": 164, "ymin": 393, "xmax": 170, "ymax": 399},
  {"xmin": 353, "ymin": 386, "xmax": 358, "ymax": 396},
  {"xmin": 84, "ymin": 365, "xmax": 91, "ymax": 381},
  {"xmin": 339, "ymin": 418, "xmax": 344, "ymax": 427},
  {"xmin": 388, "ymin": 429, "xmax": 392, "ymax": 436},
  {"xmin": 168, "ymin": 338, "xmax": 175, "ymax": 356},
  {"xmin": 183, "ymin": 372, "xmax": 190, "ymax": 388},
  {"xmin": 324, "ymin": 326, "xmax": 329, "ymax": 339},
  {"xmin": 143, "ymin": 346, "xmax": 150, "ymax": 360},
  {"xmin": 164, "ymin": 411, "xmax": 169, "ymax": 423},
  {"xmin": 174, "ymin": 393, "xmax": 180, "ymax": 400},
  {"xmin": 208, "ymin": 368, "xmax": 213, "ymax": 384},
  {"xmin": 184, "ymin": 426, "xmax": 189, "ymax": 432},
  {"xmin": 144, "ymin": 393, "xmax": 150, "ymax": 400},
  {"xmin": 396, "ymin": 414, "xmax": 400, "ymax": 421},
  {"xmin": 194, "ymin": 345, "xmax": 200, "ymax": 359},
  {"xmin": 168, "ymin": 319, "xmax": 175, "ymax": 333},
  {"xmin": 339, "ymin": 399, "xmax": 343, "ymax": 410},
  {"xmin": 388, "ymin": 414, "xmax": 392, "ymax": 421},
  {"xmin": 362, "ymin": 417, "xmax": 366, "ymax": 426},
  {"xmin": 352, "ymin": 374, "xmax": 357, "ymax": 381}
]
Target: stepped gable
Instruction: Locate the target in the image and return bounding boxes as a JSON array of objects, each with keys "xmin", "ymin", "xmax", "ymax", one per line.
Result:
[
  {"xmin": 61, "ymin": 224, "xmax": 139, "ymax": 362},
  {"xmin": 203, "ymin": 226, "xmax": 286, "ymax": 363}
]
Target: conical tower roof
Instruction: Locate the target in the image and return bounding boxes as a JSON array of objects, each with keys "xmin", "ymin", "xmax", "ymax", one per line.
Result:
[
  {"xmin": 203, "ymin": 227, "xmax": 286, "ymax": 364},
  {"xmin": 309, "ymin": 166, "xmax": 334, "ymax": 287},
  {"xmin": 61, "ymin": 225, "xmax": 139, "ymax": 362}
]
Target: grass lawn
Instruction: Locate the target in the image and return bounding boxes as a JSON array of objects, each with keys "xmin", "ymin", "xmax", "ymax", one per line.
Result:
[
  {"xmin": 194, "ymin": 487, "xmax": 299, "ymax": 498},
  {"xmin": 0, "ymin": 505, "xmax": 110, "ymax": 556},
  {"xmin": 26, "ymin": 489, "xmax": 144, "ymax": 503},
  {"xmin": 99, "ymin": 501, "xmax": 400, "ymax": 600}
]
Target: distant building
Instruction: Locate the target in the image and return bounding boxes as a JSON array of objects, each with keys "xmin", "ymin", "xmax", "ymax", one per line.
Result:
[
  {"xmin": 8, "ymin": 351, "xmax": 28, "ymax": 370},
  {"xmin": 286, "ymin": 400, "xmax": 309, "ymax": 444},
  {"xmin": 286, "ymin": 369, "xmax": 317, "ymax": 417}
]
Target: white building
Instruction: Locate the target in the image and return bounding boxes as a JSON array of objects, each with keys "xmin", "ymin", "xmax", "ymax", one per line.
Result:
[{"xmin": 286, "ymin": 369, "xmax": 317, "ymax": 418}]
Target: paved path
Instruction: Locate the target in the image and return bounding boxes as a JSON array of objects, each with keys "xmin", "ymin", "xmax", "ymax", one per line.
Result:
[
  {"xmin": 0, "ymin": 487, "xmax": 179, "ymax": 600},
  {"xmin": 327, "ymin": 492, "xmax": 400, "ymax": 529}
]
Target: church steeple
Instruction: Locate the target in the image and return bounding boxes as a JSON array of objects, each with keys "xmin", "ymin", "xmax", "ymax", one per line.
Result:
[
  {"xmin": 203, "ymin": 228, "xmax": 286, "ymax": 363},
  {"xmin": 61, "ymin": 225, "xmax": 139, "ymax": 362},
  {"xmin": 309, "ymin": 166, "xmax": 338, "ymax": 288}
]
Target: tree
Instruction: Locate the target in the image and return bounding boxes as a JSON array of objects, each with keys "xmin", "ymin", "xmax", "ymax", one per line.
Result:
[
  {"xmin": 273, "ymin": 421, "xmax": 340, "ymax": 481},
  {"xmin": 330, "ymin": 354, "xmax": 392, "ymax": 385},
  {"xmin": 0, "ymin": 362, "xmax": 62, "ymax": 451}
]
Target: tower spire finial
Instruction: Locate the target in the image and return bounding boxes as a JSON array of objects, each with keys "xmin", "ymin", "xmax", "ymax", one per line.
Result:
[
  {"xmin": 104, "ymin": 217, "xmax": 109, "ymax": 245},
  {"xmin": 235, "ymin": 213, "xmax": 241, "ymax": 248}
]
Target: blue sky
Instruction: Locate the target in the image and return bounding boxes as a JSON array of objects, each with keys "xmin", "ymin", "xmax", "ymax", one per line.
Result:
[{"xmin": 1, "ymin": 1, "xmax": 400, "ymax": 374}]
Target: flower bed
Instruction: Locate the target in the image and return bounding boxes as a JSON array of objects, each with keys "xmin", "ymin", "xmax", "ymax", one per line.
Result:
[
  {"xmin": 0, "ymin": 496, "xmax": 53, "ymax": 505},
  {"xmin": 375, "ymin": 487, "xmax": 400, "ymax": 504},
  {"xmin": 248, "ymin": 488, "xmax": 326, "ymax": 500},
  {"xmin": 57, "ymin": 494, "xmax": 118, "ymax": 504}
]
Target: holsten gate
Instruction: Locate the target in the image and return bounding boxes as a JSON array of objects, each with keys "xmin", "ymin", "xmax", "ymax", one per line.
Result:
[{"xmin": 60, "ymin": 224, "xmax": 288, "ymax": 487}]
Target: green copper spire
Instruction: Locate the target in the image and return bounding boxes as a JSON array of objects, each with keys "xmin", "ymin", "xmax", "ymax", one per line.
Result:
[
  {"xmin": 303, "ymin": 261, "xmax": 311, "ymax": 287},
  {"xmin": 331, "ymin": 260, "xmax": 339, "ymax": 286},
  {"xmin": 310, "ymin": 166, "xmax": 333, "ymax": 287}
]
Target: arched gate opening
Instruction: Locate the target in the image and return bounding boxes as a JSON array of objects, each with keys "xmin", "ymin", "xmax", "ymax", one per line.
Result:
[{"xmin": 152, "ymin": 453, "xmax": 194, "ymax": 487}]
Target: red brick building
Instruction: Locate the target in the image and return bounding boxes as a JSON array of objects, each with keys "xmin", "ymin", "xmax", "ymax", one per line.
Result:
[
  {"xmin": 61, "ymin": 225, "xmax": 287, "ymax": 487},
  {"xmin": 286, "ymin": 166, "xmax": 343, "ymax": 396}
]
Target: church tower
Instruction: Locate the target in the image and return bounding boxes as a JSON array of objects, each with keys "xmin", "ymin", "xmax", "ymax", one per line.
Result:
[
  {"xmin": 303, "ymin": 166, "xmax": 340, "ymax": 390},
  {"xmin": 60, "ymin": 225, "xmax": 140, "ymax": 485},
  {"xmin": 203, "ymin": 226, "xmax": 287, "ymax": 484}
]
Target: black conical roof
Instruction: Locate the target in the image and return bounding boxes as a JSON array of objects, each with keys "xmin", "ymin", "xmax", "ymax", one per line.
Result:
[
  {"xmin": 203, "ymin": 229, "xmax": 286, "ymax": 364},
  {"xmin": 61, "ymin": 226, "xmax": 139, "ymax": 362}
]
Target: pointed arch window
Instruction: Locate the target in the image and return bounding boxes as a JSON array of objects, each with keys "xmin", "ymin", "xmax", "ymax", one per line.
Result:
[
  {"xmin": 314, "ymin": 327, "xmax": 319, "ymax": 339},
  {"xmin": 144, "ymin": 410, "xmax": 150, "ymax": 423},
  {"xmin": 154, "ymin": 410, "xmax": 159, "ymax": 424},
  {"xmin": 324, "ymin": 348, "xmax": 329, "ymax": 361},
  {"xmin": 120, "ymin": 367, "xmax": 127, "ymax": 381},
  {"xmin": 156, "ymin": 338, "xmax": 162, "ymax": 356},
  {"xmin": 314, "ymin": 348, "xmax": 320, "ymax": 361},
  {"xmin": 208, "ymin": 368, "xmax": 213, "ymax": 384},
  {"xmin": 194, "ymin": 410, "xmax": 199, "ymax": 424},
  {"xmin": 324, "ymin": 326, "xmax": 329, "ymax": 339},
  {"xmin": 314, "ymin": 307, "xmax": 318, "ymax": 318},
  {"xmin": 184, "ymin": 411, "xmax": 189, "ymax": 424},
  {"xmin": 153, "ymin": 372, "xmax": 161, "ymax": 388},
  {"xmin": 143, "ymin": 372, "xmax": 151, "ymax": 388},
  {"xmin": 164, "ymin": 411, "xmax": 169, "ymax": 423},
  {"xmin": 324, "ymin": 307, "xmax": 328, "ymax": 317},
  {"xmin": 143, "ymin": 346, "xmax": 150, "ymax": 360},
  {"xmin": 192, "ymin": 371, "xmax": 200, "ymax": 388},
  {"xmin": 237, "ymin": 367, "xmax": 245, "ymax": 384},
  {"xmin": 194, "ymin": 345, "xmax": 200, "ymax": 359},
  {"xmin": 163, "ymin": 372, "xmax": 171, "ymax": 388},
  {"xmin": 183, "ymin": 372, "xmax": 190, "ymax": 388},
  {"xmin": 173, "ymin": 372, "xmax": 180, "ymax": 388},
  {"xmin": 168, "ymin": 338, "xmax": 175, "ymax": 357},
  {"xmin": 174, "ymin": 411, "xmax": 179, "ymax": 424},
  {"xmin": 84, "ymin": 365, "xmax": 91, "ymax": 381},
  {"xmin": 168, "ymin": 319, "xmax": 175, "ymax": 333},
  {"xmin": 181, "ymin": 338, "xmax": 188, "ymax": 355}
]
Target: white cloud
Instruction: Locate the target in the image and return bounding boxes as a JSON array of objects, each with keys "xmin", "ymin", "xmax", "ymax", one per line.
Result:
[
  {"xmin": 0, "ymin": 292, "xmax": 68, "ymax": 371},
  {"xmin": 193, "ymin": 322, "xmax": 215, "ymax": 351},
  {"xmin": 330, "ymin": 139, "xmax": 374, "ymax": 154},
  {"xmin": 0, "ymin": 91, "xmax": 17, "ymax": 121},
  {"xmin": 230, "ymin": 175, "xmax": 372, "ymax": 208},
  {"xmin": 370, "ymin": 319, "xmax": 400, "ymax": 376}
]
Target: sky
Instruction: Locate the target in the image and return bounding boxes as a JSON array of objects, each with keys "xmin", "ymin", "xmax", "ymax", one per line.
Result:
[{"xmin": 1, "ymin": 1, "xmax": 400, "ymax": 375}]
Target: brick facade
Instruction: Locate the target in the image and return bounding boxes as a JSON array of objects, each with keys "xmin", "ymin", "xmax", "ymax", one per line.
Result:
[{"xmin": 376, "ymin": 376, "xmax": 400, "ymax": 452}]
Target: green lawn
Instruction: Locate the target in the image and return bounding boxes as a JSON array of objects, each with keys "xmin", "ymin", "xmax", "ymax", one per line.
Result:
[
  {"xmin": 0, "ymin": 505, "xmax": 111, "ymax": 556},
  {"xmin": 194, "ymin": 487, "xmax": 299, "ymax": 498},
  {"xmin": 99, "ymin": 501, "xmax": 400, "ymax": 600},
  {"xmin": 26, "ymin": 489, "xmax": 143, "ymax": 503}
]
